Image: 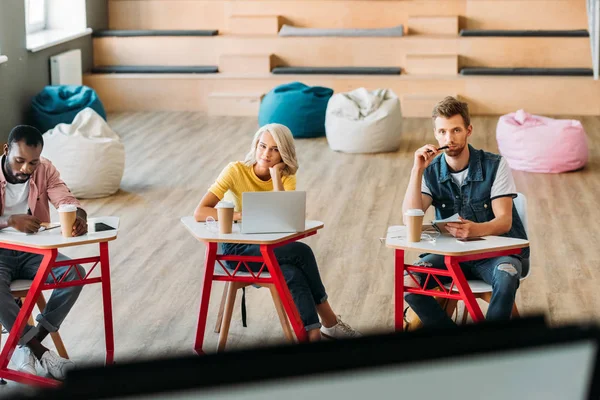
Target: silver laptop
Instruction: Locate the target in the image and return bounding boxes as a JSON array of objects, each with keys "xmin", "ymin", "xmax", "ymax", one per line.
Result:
[{"xmin": 241, "ymin": 191, "xmax": 306, "ymax": 234}]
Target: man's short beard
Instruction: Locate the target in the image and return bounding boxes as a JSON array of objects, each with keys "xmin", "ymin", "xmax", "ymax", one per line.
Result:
[
  {"xmin": 4, "ymin": 156, "xmax": 30, "ymax": 183},
  {"xmin": 445, "ymin": 143, "xmax": 466, "ymax": 157}
]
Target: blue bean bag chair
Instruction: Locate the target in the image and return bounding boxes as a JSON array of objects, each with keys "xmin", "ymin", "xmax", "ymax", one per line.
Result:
[
  {"xmin": 258, "ymin": 82, "xmax": 334, "ymax": 138},
  {"xmin": 30, "ymin": 85, "xmax": 107, "ymax": 133}
]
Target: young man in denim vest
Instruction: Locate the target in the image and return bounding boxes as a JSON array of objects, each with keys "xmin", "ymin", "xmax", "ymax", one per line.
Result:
[{"xmin": 401, "ymin": 96, "xmax": 529, "ymax": 327}]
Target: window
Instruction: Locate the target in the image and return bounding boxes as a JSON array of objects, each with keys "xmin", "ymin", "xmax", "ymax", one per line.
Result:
[
  {"xmin": 25, "ymin": 0, "xmax": 91, "ymax": 53},
  {"xmin": 25, "ymin": 0, "xmax": 47, "ymax": 34}
]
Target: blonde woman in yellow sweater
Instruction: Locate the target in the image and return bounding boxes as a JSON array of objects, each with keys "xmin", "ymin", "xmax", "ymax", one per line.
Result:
[{"xmin": 194, "ymin": 123, "xmax": 360, "ymax": 342}]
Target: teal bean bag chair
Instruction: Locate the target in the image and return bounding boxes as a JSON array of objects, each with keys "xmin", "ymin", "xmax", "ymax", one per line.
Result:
[
  {"xmin": 30, "ymin": 85, "xmax": 107, "ymax": 133},
  {"xmin": 258, "ymin": 82, "xmax": 334, "ymax": 138}
]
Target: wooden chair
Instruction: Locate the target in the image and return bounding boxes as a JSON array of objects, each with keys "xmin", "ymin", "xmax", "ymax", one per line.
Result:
[
  {"xmin": 0, "ymin": 280, "xmax": 68, "ymax": 359},
  {"xmin": 213, "ymin": 269, "xmax": 294, "ymax": 352},
  {"xmin": 403, "ymin": 294, "xmax": 459, "ymax": 331}
]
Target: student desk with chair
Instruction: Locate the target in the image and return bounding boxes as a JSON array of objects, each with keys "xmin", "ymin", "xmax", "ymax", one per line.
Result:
[
  {"xmin": 0, "ymin": 217, "xmax": 119, "ymax": 388},
  {"xmin": 182, "ymin": 191, "xmax": 324, "ymax": 353},
  {"xmin": 386, "ymin": 225, "xmax": 529, "ymax": 330},
  {"xmin": 181, "ymin": 217, "xmax": 324, "ymax": 353}
]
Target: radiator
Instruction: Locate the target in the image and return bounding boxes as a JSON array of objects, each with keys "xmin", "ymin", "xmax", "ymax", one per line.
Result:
[{"xmin": 50, "ymin": 49, "xmax": 82, "ymax": 86}]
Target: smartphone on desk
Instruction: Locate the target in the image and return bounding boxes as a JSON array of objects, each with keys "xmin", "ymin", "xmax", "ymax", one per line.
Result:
[
  {"xmin": 95, "ymin": 222, "xmax": 115, "ymax": 232},
  {"xmin": 456, "ymin": 237, "xmax": 485, "ymax": 243}
]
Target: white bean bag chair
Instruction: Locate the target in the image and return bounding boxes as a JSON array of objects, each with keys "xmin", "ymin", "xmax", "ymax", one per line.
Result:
[
  {"xmin": 42, "ymin": 108, "xmax": 125, "ymax": 198},
  {"xmin": 496, "ymin": 109, "xmax": 588, "ymax": 173},
  {"xmin": 325, "ymin": 88, "xmax": 402, "ymax": 153}
]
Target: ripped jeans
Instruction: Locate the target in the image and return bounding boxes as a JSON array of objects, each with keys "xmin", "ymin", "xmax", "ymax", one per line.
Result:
[{"xmin": 404, "ymin": 254, "xmax": 529, "ymax": 327}]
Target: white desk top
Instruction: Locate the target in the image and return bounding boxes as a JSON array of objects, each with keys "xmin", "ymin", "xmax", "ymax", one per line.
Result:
[
  {"xmin": 0, "ymin": 217, "xmax": 120, "ymax": 249},
  {"xmin": 180, "ymin": 216, "xmax": 324, "ymax": 244},
  {"xmin": 385, "ymin": 225, "xmax": 529, "ymax": 256}
]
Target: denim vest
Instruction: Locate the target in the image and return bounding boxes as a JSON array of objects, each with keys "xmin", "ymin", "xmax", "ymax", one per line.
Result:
[{"xmin": 423, "ymin": 145, "xmax": 529, "ymax": 258}]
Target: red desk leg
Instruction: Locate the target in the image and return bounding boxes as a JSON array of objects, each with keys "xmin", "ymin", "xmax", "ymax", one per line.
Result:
[
  {"xmin": 445, "ymin": 256, "xmax": 485, "ymax": 322},
  {"xmin": 0, "ymin": 369, "xmax": 60, "ymax": 388},
  {"xmin": 194, "ymin": 242, "xmax": 217, "ymax": 355},
  {"xmin": 395, "ymin": 249, "xmax": 405, "ymax": 332},
  {"xmin": 0, "ymin": 249, "xmax": 55, "ymax": 370},
  {"xmin": 99, "ymin": 242, "xmax": 115, "ymax": 365},
  {"xmin": 260, "ymin": 245, "xmax": 308, "ymax": 343},
  {"xmin": 0, "ymin": 249, "xmax": 60, "ymax": 388}
]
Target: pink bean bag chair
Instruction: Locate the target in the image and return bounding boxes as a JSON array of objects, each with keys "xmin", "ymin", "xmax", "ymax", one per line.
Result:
[{"xmin": 496, "ymin": 110, "xmax": 588, "ymax": 173}]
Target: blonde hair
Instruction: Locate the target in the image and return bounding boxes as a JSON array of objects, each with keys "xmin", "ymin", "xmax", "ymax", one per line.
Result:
[{"xmin": 244, "ymin": 124, "xmax": 299, "ymax": 176}]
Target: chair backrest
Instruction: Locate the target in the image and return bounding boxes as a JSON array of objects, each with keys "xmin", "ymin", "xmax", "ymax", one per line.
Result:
[
  {"xmin": 513, "ymin": 193, "xmax": 528, "ymax": 234},
  {"xmin": 513, "ymin": 192, "xmax": 531, "ymax": 279}
]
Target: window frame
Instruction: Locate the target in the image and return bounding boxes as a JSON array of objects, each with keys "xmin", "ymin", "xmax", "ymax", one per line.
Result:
[{"xmin": 25, "ymin": 0, "xmax": 48, "ymax": 34}]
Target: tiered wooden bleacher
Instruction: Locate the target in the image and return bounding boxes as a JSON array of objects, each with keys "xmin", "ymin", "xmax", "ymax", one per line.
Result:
[{"xmin": 85, "ymin": 0, "xmax": 599, "ymax": 117}]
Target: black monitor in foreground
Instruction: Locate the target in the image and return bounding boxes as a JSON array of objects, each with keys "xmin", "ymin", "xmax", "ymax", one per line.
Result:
[{"xmin": 11, "ymin": 316, "xmax": 600, "ymax": 400}]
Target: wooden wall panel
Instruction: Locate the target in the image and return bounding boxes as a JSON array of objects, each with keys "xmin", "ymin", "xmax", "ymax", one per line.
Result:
[
  {"xmin": 94, "ymin": 36, "xmax": 591, "ymax": 69},
  {"xmin": 85, "ymin": 73, "xmax": 600, "ymax": 116},
  {"xmin": 465, "ymin": 0, "xmax": 588, "ymax": 30}
]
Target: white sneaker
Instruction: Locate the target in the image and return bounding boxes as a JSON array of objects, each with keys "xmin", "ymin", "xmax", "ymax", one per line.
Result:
[
  {"xmin": 12, "ymin": 346, "xmax": 37, "ymax": 375},
  {"xmin": 39, "ymin": 350, "xmax": 75, "ymax": 380},
  {"xmin": 320, "ymin": 316, "xmax": 362, "ymax": 339}
]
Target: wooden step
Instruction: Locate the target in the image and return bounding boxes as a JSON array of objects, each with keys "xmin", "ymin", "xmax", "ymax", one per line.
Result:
[
  {"xmin": 408, "ymin": 16, "xmax": 459, "ymax": 35},
  {"xmin": 465, "ymin": 1, "xmax": 588, "ymax": 30},
  {"xmin": 219, "ymin": 54, "xmax": 275, "ymax": 74},
  {"xmin": 83, "ymin": 73, "xmax": 600, "ymax": 116},
  {"xmin": 459, "ymin": 37, "xmax": 592, "ymax": 68},
  {"xmin": 405, "ymin": 54, "xmax": 458, "ymax": 75},
  {"xmin": 108, "ymin": 0, "xmax": 225, "ymax": 31},
  {"xmin": 401, "ymin": 94, "xmax": 459, "ymax": 117},
  {"xmin": 93, "ymin": 36, "xmax": 456, "ymax": 67},
  {"xmin": 108, "ymin": 0, "xmax": 587, "ymax": 31},
  {"xmin": 229, "ymin": 15, "xmax": 281, "ymax": 35},
  {"xmin": 108, "ymin": 1, "xmax": 464, "ymax": 31},
  {"xmin": 93, "ymin": 36, "xmax": 592, "ymax": 69},
  {"xmin": 207, "ymin": 92, "xmax": 264, "ymax": 116}
]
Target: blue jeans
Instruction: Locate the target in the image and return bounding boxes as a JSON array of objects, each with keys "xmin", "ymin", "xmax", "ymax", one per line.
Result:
[
  {"xmin": 220, "ymin": 242, "xmax": 328, "ymax": 331},
  {"xmin": 0, "ymin": 249, "xmax": 85, "ymax": 345},
  {"xmin": 404, "ymin": 254, "xmax": 529, "ymax": 328}
]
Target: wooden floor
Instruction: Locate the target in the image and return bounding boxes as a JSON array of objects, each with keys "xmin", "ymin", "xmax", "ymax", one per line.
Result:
[{"xmin": 4, "ymin": 112, "xmax": 600, "ymax": 374}]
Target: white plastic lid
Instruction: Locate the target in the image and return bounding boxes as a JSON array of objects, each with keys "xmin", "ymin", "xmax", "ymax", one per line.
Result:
[
  {"xmin": 57, "ymin": 204, "xmax": 77, "ymax": 213},
  {"xmin": 404, "ymin": 209, "xmax": 425, "ymax": 217},
  {"xmin": 215, "ymin": 201, "xmax": 235, "ymax": 209}
]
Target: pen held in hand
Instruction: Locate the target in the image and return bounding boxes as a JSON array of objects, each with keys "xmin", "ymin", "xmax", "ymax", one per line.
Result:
[
  {"xmin": 427, "ymin": 145, "xmax": 450, "ymax": 153},
  {"xmin": 39, "ymin": 222, "xmax": 61, "ymax": 232}
]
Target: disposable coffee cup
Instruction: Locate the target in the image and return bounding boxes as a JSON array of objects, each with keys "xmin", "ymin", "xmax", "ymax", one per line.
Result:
[
  {"xmin": 405, "ymin": 209, "xmax": 425, "ymax": 242},
  {"xmin": 58, "ymin": 204, "xmax": 77, "ymax": 238},
  {"xmin": 216, "ymin": 201, "xmax": 235, "ymax": 234}
]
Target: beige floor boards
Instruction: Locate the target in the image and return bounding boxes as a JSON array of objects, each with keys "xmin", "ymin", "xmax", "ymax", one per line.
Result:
[{"xmin": 2, "ymin": 113, "xmax": 599, "ymax": 376}]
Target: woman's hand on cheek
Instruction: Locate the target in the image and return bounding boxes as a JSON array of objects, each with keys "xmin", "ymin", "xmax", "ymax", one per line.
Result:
[{"xmin": 269, "ymin": 162, "xmax": 286, "ymax": 175}]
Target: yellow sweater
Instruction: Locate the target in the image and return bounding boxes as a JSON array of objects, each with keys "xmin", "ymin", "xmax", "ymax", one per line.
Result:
[{"xmin": 208, "ymin": 161, "xmax": 297, "ymax": 212}]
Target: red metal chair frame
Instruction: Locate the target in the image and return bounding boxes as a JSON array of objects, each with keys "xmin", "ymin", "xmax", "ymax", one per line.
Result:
[
  {"xmin": 394, "ymin": 248, "xmax": 522, "ymax": 331},
  {"xmin": 194, "ymin": 231, "xmax": 318, "ymax": 354}
]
